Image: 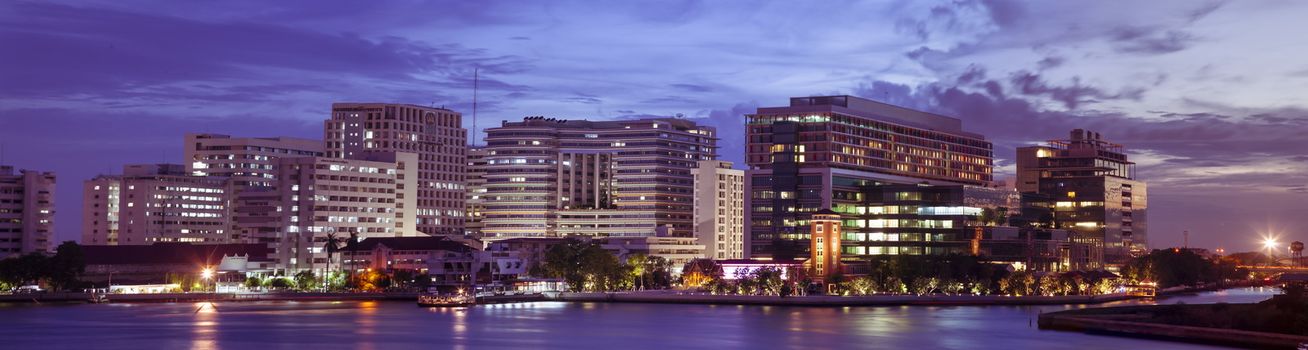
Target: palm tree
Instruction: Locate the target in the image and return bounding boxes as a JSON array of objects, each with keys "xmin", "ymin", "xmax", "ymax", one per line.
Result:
[
  {"xmin": 345, "ymin": 232, "xmax": 360, "ymax": 290},
  {"xmin": 323, "ymin": 232, "xmax": 342, "ymax": 291}
]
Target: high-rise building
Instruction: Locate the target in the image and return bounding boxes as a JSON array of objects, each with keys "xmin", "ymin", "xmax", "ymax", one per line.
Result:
[
  {"xmin": 266, "ymin": 155, "xmax": 418, "ymax": 273},
  {"xmin": 482, "ymin": 117, "xmax": 717, "ymax": 240},
  {"xmin": 1016, "ymin": 129, "xmax": 1147, "ymax": 269},
  {"xmin": 82, "ymin": 164, "xmax": 232, "ymax": 245},
  {"xmin": 691, "ymin": 160, "xmax": 745, "ymax": 260},
  {"xmin": 746, "ymin": 95, "xmax": 993, "ymax": 259},
  {"xmin": 184, "ymin": 133, "xmax": 324, "ymax": 188},
  {"xmin": 465, "ymin": 147, "xmax": 489, "ymax": 238},
  {"xmin": 0, "ymin": 165, "xmax": 55, "ymax": 258},
  {"xmin": 325, "ymin": 103, "xmax": 467, "ymax": 237}
]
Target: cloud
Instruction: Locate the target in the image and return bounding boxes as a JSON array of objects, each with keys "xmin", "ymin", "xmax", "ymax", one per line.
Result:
[
  {"xmin": 1108, "ymin": 26, "xmax": 1197, "ymax": 55},
  {"xmin": 669, "ymin": 83, "xmax": 713, "ymax": 92},
  {"xmin": 0, "ymin": 2, "xmax": 532, "ymax": 107}
]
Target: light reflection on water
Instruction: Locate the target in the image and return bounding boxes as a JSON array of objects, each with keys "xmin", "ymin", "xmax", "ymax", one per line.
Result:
[{"xmin": 0, "ymin": 288, "xmax": 1276, "ymax": 349}]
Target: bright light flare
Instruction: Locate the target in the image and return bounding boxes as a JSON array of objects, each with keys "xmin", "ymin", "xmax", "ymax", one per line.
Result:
[
  {"xmin": 201, "ymin": 267, "xmax": 215, "ymax": 280},
  {"xmin": 1262, "ymin": 238, "xmax": 1279, "ymax": 250}
]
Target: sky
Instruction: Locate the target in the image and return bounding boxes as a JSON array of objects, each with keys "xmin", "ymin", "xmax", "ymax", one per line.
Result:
[{"xmin": 2, "ymin": 0, "xmax": 1306, "ymax": 253}]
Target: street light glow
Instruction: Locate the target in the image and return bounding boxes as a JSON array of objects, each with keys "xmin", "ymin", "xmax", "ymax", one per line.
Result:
[
  {"xmin": 201, "ymin": 267, "xmax": 215, "ymax": 280},
  {"xmin": 1262, "ymin": 238, "xmax": 1279, "ymax": 250}
]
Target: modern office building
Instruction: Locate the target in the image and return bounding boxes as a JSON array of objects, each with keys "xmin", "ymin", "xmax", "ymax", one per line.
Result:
[
  {"xmin": 1016, "ymin": 129, "xmax": 1147, "ymax": 269},
  {"xmin": 837, "ymin": 184, "xmax": 1018, "ymax": 259},
  {"xmin": 465, "ymin": 147, "xmax": 489, "ymax": 238},
  {"xmin": 481, "ymin": 117, "xmax": 717, "ymax": 240},
  {"xmin": 325, "ymin": 103, "xmax": 468, "ymax": 237},
  {"xmin": 746, "ymin": 95, "xmax": 993, "ymax": 259},
  {"xmin": 184, "ymin": 133, "xmax": 324, "ymax": 189},
  {"xmin": 691, "ymin": 160, "xmax": 745, "ymax": 260},
  {"xmin": 264, "ymin": 155, "xmax": 418, "ymax": 273},
  {"xmin": 82, "ymin": 164, "xmax": 232, "ymax": 245},
  {"xmin": 0, "ymin": 165, "xmax": 55, "ymax": 258}
]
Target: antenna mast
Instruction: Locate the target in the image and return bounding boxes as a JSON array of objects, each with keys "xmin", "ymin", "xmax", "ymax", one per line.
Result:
[{"xmin": 478, "ymin": 66, "xmax": 483, "ymax": 146}]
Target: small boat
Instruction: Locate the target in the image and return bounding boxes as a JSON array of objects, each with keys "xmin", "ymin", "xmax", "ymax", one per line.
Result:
[{"xmin": 417, "ymin": 293, "xmax": 476, "ymax": 307}]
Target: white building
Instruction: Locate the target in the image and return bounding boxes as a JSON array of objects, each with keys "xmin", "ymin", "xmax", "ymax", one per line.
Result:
[
  {"xmin": 270, "ymin": 155, "xmax": 418, "ymax": 273},
  {"xmin": 692, "ymin": 160, "xmax": 745, "ymax": 260},
  {"xmin": 82, "ymin": 164, "xmax": 232, "ymax": 245},
  {"xmin": 0, "ymin": 165, "xmax": 55, "ymax": 258},
  {"xmin": 184, "ymin": 133, "xmax": 323, "ymax": 189},
  {"xmin": 326, "ymin": 103, "xmax": 468, "ymax": 237}
]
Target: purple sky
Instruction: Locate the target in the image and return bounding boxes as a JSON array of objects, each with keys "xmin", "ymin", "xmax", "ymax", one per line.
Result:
[{"xmin": 2, "ymin": 1, "xmax": 1306, "ymax": 253}]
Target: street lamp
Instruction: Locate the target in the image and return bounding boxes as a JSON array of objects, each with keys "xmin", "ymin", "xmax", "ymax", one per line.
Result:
[
  {"xmin": 1261, "ymin": 237, "xmax": 1280, "ymax": 265},
  {"xmin": 201, "ymin": 267, "xmax": 215, "ymax": 292}
]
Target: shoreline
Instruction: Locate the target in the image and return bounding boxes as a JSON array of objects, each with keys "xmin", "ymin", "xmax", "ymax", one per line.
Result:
[
  {"xmin": 1038, "ymin": 305, "xmax": 1308, "ymax": 349},
  {"xmin": 0, "ymin": 284, "xmax": 1264, "ymax": 307}
]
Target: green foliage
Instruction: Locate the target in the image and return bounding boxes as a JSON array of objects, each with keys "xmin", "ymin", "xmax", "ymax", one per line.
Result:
[
  {"xmin": 542, "ymin": 239, "xmax": 628, "ymax": 292},
  {"xmin": 268, "ymin": 277, "xmax": 292, "ymax": 289},
  {"xmin": 0, "ymin": 241, "xmax": 87, "ymax": 291},
  {"xmin": 1122, "ymin": 249, "xmax": 1245, "ymax": 288},
  {"xmin": 293, "ymin": 271, "xmax": 319, "ymax": 291},
  {"xmin": 244, "ymin": 277, "xmax": 262, "ymax": 289}
]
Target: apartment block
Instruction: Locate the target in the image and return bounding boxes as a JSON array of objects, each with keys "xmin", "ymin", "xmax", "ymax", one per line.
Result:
[
  {"xmin": 184, "ymin": 133, "xmax": 324, "ymax": 189},
  {"xmin": 691, "ymin": 160, "xmax": 745, "ymax": 260},
  {"xmin": 82, "ymin": 164, "xmax": 232, "ymax": 245},
  {"xmin": 269, "ymin": 155, "xmax": 418, "ymax": 273},
  {"xmin": 481, "ymin": 117, "xmax": 717, "ymax": 240},
  {"xmin": 325, "ymin": 103, "xmax": 468, "ymax": 237},
  {"xmin": 0, "ymin": 165, "xmax": 55, "ymax": 258}
]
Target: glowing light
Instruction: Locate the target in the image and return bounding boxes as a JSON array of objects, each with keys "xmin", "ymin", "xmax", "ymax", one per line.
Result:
[
  {"xmin": 1262, "ymin": 238, "xmax": 1279, "ymax": 250},
  {"xmin": 201, "ymin": 267, "xmax": 215, "ymax": 280}
]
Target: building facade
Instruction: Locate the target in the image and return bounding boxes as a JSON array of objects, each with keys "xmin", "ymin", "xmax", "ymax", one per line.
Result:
[
  {"xmin": 326, "ymin": 103, "xmax": 468, "ymax": 237},
  {"xmin": 808, "ymin": 210, "xmax": 842, "ymax": 282},
  {"xmin": 691, "ymin": 160, "xmax": 745, "ymax": 260},
  {"xmin": 1016, "ymin": 129, "xmax": 1147, "ymax": 269},
  {"xmin": 465, "ymin": 147, "xmax": 488, "ymax": 238},
  {"xmin": 481, "ymin": 117, "xmax": 717, "ymax": 240},
  {"xmin": 82, "ymin": 164, "xmax": 232, "ymax": 245},
  {"xmin": 746, "ymin": 95, "xmax": 993, "ymax": 259},
  {"xmin": 184, "ymin": 133, "xmax": 323, "ymax": 188},
  {"xmin": 268, "ymin": 155, "xmax": 418, "ymax": 273},
  {"xmin": 0, "ymin": 166, "xmax": 55, "ymax": 258}
]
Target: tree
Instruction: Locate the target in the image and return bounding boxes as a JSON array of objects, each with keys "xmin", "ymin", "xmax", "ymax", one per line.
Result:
[
  {"xmin": 269, "ymin": 277, "xmax": 293, "ymax": 290},
  {"xmin": 542, "ymin": 239, "xmax": 626, "ymax": 292},
  {"xmin": 294, "ymin": 271, "xmax": 318, "ymax": 291},
  {"xmin": 245, "ymin": 277, "xmax": 263, "ymax": 290},
  {"xmin": 47, "ymin": 241, "xmax": 86, "ymax": 291}
]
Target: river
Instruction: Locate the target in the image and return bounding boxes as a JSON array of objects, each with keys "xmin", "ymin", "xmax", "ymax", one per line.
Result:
[{"xmin": 0, "ymin": 287, "xmax": 1281, "ymax": 349}]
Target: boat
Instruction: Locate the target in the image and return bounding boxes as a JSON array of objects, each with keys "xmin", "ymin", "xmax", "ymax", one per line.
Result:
[{"xmin": 417, "ymin": 293, "xmax": 476, "ymax": 307}]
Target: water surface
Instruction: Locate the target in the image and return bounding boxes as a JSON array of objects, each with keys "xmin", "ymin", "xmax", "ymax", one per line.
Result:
[{"xmin": 0, "ymin": 287, "xmax": 1278, "ymax": 349}]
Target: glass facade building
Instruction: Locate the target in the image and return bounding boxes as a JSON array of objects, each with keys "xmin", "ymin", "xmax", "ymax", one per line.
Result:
[{"xmin": 745, "ymin": 95, "xmax": 994, "ymax": 260}]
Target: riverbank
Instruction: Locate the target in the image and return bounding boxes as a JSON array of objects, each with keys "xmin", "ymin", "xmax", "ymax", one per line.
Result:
[
  {"xmin": 553, "ymin": 291, "xmax": 1138, "ymax": 306},
  {"xmin": 1039, "ymin": 305, "xmax": 1308, "ymax": 349}
]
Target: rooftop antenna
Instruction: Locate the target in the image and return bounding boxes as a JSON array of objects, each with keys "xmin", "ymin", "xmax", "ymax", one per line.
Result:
[{"xmin": 478, "ymin": 66, "xmax": 483, "ymax": 146}]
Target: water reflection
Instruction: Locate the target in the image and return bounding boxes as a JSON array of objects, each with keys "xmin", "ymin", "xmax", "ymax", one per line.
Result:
[
  {"xmin": 0, "ymin": 288, "xmax": 1276, "ymax": 350},
  {"xmin": 191, "ymin": 302, "xmax": 217, "ymax": 350}
]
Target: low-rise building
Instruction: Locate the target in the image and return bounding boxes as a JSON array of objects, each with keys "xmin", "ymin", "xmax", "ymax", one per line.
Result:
[
  {"xmin": 598, "ymin": 236, "xmax": 705, "ymax": 274},
  {"xmin": 341, "ymin": 236, "xmax": 526, "ymax": 286},
  {"xmin": 80, "ymin": 243, "xmax": 273, "ymax": 287}
]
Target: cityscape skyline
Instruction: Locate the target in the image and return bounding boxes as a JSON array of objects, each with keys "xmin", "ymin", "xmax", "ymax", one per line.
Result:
[{"xmin": 3, "ymin": 1, "xmax": 1308, "ymax": 251}]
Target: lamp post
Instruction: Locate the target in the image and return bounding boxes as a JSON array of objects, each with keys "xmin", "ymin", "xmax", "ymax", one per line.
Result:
[
  {"xmin": 1261, "ymin": 237, "xmax": 1280, "ymax": 265},
  {"xmin": 201, "ymin": 267, "xmax": 215, "ymax": 293}
]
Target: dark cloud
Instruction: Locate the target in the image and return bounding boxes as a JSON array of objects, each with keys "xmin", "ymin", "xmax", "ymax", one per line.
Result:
[
  {"xmin": 1008, "ymin": 71, "xmax": 1142, "ymax": 109},
  {"xmin": 0, "ymin": 2, "xmax": 531, "ymax": 103},
  {"xmin": 1186, "ymin": 1, "xmax": 1227, "ymax": 23},
  {"xmin": 642, "ymin": 96, "xmax": 699, "ymax": 105},
  {"xmin": 1036, "ymin": 56, "xmax": 1065, "ymax": 70},
  {"xmin": 1108, "ymin": 26, "xmax": 1197, "ymax": 55},
  {"xmin": 669, "ymin": 83, "xmax": 713, "ymax": 92}
]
